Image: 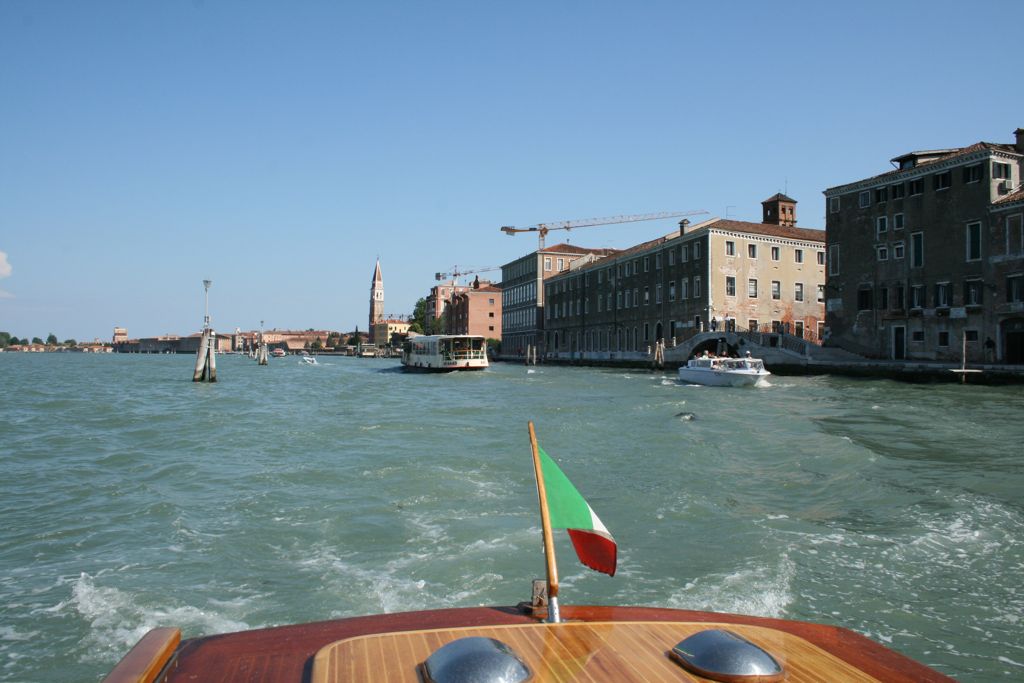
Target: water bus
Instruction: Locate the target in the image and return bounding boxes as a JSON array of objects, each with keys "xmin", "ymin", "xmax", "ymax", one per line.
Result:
[
  {"xmin": 401, "ymin": 334, "xmax": 489, "ymax": 371},
  {"xmin": 678, "ymin": 354, "xmax": 770, "ymax": 387}
]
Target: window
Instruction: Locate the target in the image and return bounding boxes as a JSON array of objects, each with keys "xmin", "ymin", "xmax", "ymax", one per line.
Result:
[
  {"xmin": 633, "ymin": 288, "xmax": 639, "ymax": 307},
  {"xmin": 879, "ymin": 287, "xmax": 889, "ymax": 310},
  {"xmin": 894, "ymin": 285, "xmax": 905, "ymax": 310},
  {"xmin": 894, "ymin": 213, "xmax": 904, "ymax": 231},
  {"xmin": 877, "ymin": 216, "xmax": 888, "ymax": 236},
  {"xmin": 911, "ymin": 285, "xmax": 925, "ymax": 308},
  {"xmin": 681, "ymin": 279, "xmax": 689, "ymax": 299},
  {"xmin": 817, "ymin": 284, "xmax": 825, "ymax": 302},
  {"xmin": 557, "ymin": 258, "xmax": 565, "ymax": 270},
  {"xmin": 1008, "ymin": 275, "xmax": 1024, "ymax": 303},
  {"xmin": 643, "ymin": 286, "xmax": 650, "ymax": 305},
  {"xmin": 681, "ymin": 244, "xmax": 689, "ymax": 262},
  {"xmin": 965, "ymin": 329, "xmax": 979, "ymax": 342},
  {"xmin": 965, "ymin": 280, "xmax": 983, "ymax": 306},
  {"xmin": 748, "ymin": 243, "xmax": 757, "ymax": 258},
  {"xmin": 938, "ymin": 331, "xmax": 950, "ymax": 347},
  {"xmin": 828, "ymin": 244, "xmax": 840, "ymax": 276},
  {"xmin": 935, "ymin": 282, "xmax": 951, "ymax": 308},
  {"xmin": 726, "ymin": 241, "xmax": 736, "ymax": 256},
  {"xmin": 859, "ymin": 191, "xmax": 870, "ymax": 208},
  {"xmin": 993, "ymin": 162, "xmax": 1012, "ymax": 179},
  {"xmin": 794, "ymin": 321, "xmax": 804, "ymax": 338},
  {"xmin": 894, "ymin": 241, "xmax": 905, "ymax": 259},
  {"xmin": 912, "ymin": 330, "xmax": 924, "ymax": 342},
  {"xmin": 771, "ymin": 280, "xmax": 780, "ymax": 299},
  {"xmin": 624, "ymin": 290, "xmax": 631, "ymax": 307},
  {"xmin": 966, "ymin": 222, "xmax": 982, "ymax": 261},
  {"xmin": 617, "ymin": 291, "xmax": 623, "ymax": 309},
  {"xmin": 633, "ymin": 260, "xmax": 639, "ymax": 274},
  {"xmin": 667, "ymin": 250, "xmax": 674, "ymax": 266},
  {"xmin": 830, "ymin": 197, "xmax": 840, "ymax": 213},
  {"xmin": 726, "ymin": 276, "xmax": 736, "ymax": 296},
  {"xmin": 694, "ymin": 276, "xmax": 702, "ymax": 298},
  {"xmin": 857, "ymin": 288, "xmax": 873, "ymax": 311},
  {"xmin": 963, "ymin": 164, "xmax": 983, "ymax": 183},
  {"xmin": 771, "ymin": 246, "xmax": 780, "ymax": 261},
  {"xmin": 655, "ymin": 253, "xmax": 662, "ymax": 269},
  {"xmin": 669, "ymin": 281, "xmax": 676, "ymax": 301},
  {"xmin": 934, "ymin": 171, "xmax": 951, "ymax": 191},
  {"xmin": 693, "ymin": 242, "xmax": 702, "ymax": 259},
  {"xmin": 817, "ymin": 250, "xmax": 825, "ymax": 265},
  {"xmin": 911, "ymin": 232, "xmax": 924, "ymax": 268},
  {"xmin": 795, "ymin": 282, "xmax": 804, "ymax": 302},
  {"xmin": 877, "ymin": 245, "xmax": 889, "ymax": 261},
  {"xmin": 748, "ymin": 278, "xmax": 758, "ymax": 298},
  {"xmin": 794, "ymin": 249, "xmax": 803, "ymax": 263},
  {"xmin": 875, "ymin": 187, "xmax": 888, "ymax": 203},
  {"xmin": 1008, "ymin": 214, "xmax": 1023, "ymax": 254},
  {"xmin": 643, "ymin": 256, "xmax": 650, "ymax": 272},
  {"xmin": 544, "ymin": 257, "xmax": 551, "ymax": 271},
  {"xmin": 891, "ymin": 183, "xmax": 905, "ymax": 200},
  {"xmin": 909, "ymin": 178, "xmax": 924, "ymax": 195},
  {"xmin": 748, "ymin": 319, "xmax": 759, "ymax": 332}
]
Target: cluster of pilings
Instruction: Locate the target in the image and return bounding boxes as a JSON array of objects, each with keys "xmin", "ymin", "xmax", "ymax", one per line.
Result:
[
  {"xmin": 193, "ymin": 280, "xmax": 217, "ymax": 382},
  {"xmin": 525, "ymin": 344, "xmax": 539, "ymax": 366}
]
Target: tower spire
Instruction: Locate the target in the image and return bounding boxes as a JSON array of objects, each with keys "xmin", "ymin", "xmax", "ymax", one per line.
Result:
[{"xmin": 369, "ymin": 258, "xmax": 384, "ymax": 343}]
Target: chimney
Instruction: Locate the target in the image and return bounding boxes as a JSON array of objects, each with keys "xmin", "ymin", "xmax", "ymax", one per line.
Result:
[
  {"xmin": 1015, "ymin": 128, "xmax": 1024, "ymax": 154},
  {"xmin": 678, "ymin": 218, "xmax": 691, "ymax": 236}
]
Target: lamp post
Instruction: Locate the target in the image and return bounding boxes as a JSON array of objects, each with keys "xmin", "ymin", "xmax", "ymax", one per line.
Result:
[{"xmin": 203, "ymin": 280, "xmax": 212, "ymax": 331}]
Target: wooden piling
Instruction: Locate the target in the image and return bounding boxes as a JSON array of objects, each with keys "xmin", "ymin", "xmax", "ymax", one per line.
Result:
[{"xmin": 192, "ymin": 328, "xmax": 217, "ymax": 382}]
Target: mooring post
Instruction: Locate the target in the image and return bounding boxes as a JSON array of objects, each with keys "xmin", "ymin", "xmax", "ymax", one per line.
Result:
[{"xmin": 193, "ymin": 280, "xmax": 217, "ymax": 382}]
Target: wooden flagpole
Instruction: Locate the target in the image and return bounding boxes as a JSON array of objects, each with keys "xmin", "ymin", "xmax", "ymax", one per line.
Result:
[{"xmin": 528, "ymin": 421, "xmax": 560, "ymax": 623}]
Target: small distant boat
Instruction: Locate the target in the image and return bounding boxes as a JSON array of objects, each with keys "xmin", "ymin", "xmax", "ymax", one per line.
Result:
[
  {"xmin": 300, "ymin": 355, "xmax": 318, "ymax": 365},
  {"xmin": 401, "ymin": 334, "xmax": 488, "ymax": 371},
  {"xmin": 271, "ymin": 348, "xmax": 286, "ymax": 358},
  {"xmin": 678, "ymin": 355, "xmax": 770, "ymax": 387}
]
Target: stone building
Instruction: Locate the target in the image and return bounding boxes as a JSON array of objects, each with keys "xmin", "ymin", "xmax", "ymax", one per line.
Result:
[
  {"xmin": 543, "ymin": 199, "xmax": 826, "ymax": 358},
  {"xmin": 446, "ymin": 277, "xmax": 502, "ymax": 339},
  {"xmin": 424, "ymin": 282, "xmax": 472, "ymax": 334},
  {"xmin": 823, "ymin": 128, "xmax": 1024, "ymax": 362},
  {"xmin": 500, "ymin": 243, "xmax": 618, "ymax": 357},
  {"xmin": 373, "ymin": 319, "xmax": 411, "ymax": 348}
]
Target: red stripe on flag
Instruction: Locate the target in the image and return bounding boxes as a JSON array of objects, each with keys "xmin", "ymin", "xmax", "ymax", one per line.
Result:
[{"xmin": 567, "ymin": 529, "xmax": 617, "ymax": 577}]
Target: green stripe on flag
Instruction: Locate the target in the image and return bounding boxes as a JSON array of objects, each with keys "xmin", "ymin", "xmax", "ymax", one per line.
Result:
[{"xmin": 538, "ymin": 446, "xmax": 595, "ymax": 530}]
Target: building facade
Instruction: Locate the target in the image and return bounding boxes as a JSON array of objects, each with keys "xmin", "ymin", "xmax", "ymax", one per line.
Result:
[
  {"xmin": 369, "ymin": 259, "xmax": 384, "ymax": 342},
  {"xmin": 424, "ymin": 282, "xmax": 471, "ymax": 334},
  {"xmin": 543, "ymin": 201, "xmax": 826, "ymax": 357},
  {"xmin": 373, "ymin": 319, "xmax": 411, "ymax": 347},
  {"xmin": 500, "ymin": 243, "xmax": 618, "ymax": 357},
  {"xmin": 823, "ymin": 129, "xmax": 1024, "ymax": 362},
  {"xmin": 446, "ymin": 278, "xmax": 502, "ymax": 339}
]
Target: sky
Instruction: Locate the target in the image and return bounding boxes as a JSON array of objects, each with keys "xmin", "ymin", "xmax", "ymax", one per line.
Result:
[{"xmin": 1, "ymin": 1, "xmax": 1021, "ymax": 342}]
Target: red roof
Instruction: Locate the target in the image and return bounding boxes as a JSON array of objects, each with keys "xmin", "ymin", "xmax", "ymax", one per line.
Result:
[{"xmin": 707, "ymin": 219, "xmax": 825, "ymax": 242}]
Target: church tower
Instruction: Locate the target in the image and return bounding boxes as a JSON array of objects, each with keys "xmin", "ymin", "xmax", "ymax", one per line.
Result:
[
  {"xmin": 761, "ymin": 193, "xmax": 797, "ymax": 227},
  {"xmin": 369, "ymin": 259, "xmax": 384, "ymax": 343}
]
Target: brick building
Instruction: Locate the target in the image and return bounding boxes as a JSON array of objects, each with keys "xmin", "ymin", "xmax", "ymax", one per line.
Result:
[
  {"xmin": 446, "ymin": 278, "xmax": 502, "ymax": 339},
  {"xmin": 823, "ymin": 128, "xmax": 1024, "ymax": 362},
  {"xmin": 500, "ymin": 243, "xmax": 618, "ymax": 357},
  {"xmin": 424, "ymin": 282, "xmax": 472, "ymax": 334},
  {"xmin": 543, "ymin": 198, "xmax": 825, "ymax": 358}
]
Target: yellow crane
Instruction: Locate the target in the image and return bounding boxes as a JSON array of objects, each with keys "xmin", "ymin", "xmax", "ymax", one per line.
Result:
[
  {"xmin": 434, "ymin": 265, "xmax": 502, "ymax": 282},
  {"xmin": 500, "ymin": 210, "xmax": 708, "ymax": 250}
]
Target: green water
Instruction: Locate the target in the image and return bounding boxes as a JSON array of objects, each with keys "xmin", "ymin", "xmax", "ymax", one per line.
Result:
[{"xmin": 1, "ymin": 353, "xmax": 1021, "ymax": 681}]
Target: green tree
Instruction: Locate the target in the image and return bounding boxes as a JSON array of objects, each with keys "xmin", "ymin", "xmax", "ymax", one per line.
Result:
[
  {"xmin": 0, "ymin": 331, "xmax": 11, "ymax": 348},
  {"xmin": 32, "ymin": 337, "xmax": 44, "ymax": 345},
  {"xmin": 410, "ymin": 297, "xmax": 427, "ymax": 331},
  {"xmin": 408, "ymin": 321, "xmax": 423, "ymax": 334},
  {"xmin": 326, "ymin": 332, "xmax": 341, "ymax": 348},
  {"xmin": 46, "ymin": 333, "xmax": 58, "ymax": 345},
  {"xmin": 347, "ymin": 331, "xmax": 363, "ymax": 345},
  {"xmin": 486, "ymin": 338, "xmax": 501, "ymax": 354},
  {"xmin": 64, "ymin": 339, "xmax": 77, "ymax": 347},
  {"xmin": 311, "ymin": 336, "xmax": 323, "ymax": 351}
]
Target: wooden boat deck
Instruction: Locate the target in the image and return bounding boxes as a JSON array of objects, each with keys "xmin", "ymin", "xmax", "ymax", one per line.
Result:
[{"xmin": 121, "ymin": 605, "xmax": 954, "ymax": 683}]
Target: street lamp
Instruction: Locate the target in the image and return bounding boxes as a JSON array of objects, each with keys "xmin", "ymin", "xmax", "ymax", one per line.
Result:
[{"xmin": 202, "ymin": 280, "xmax": 212, "ymax": 331}]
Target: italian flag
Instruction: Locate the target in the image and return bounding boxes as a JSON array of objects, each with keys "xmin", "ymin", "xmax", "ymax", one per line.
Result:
[{"xmin": 537, "ymin": 446, "xmax": 618, "ymax": 577}]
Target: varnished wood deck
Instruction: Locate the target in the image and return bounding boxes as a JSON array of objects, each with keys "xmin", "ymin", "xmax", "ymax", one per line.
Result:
[
  {"xmin": 157, "ymin": 605, "xmax": 954, "ymax": 683},
  {"xmin": 312, "ymin": 621, "xmax": 880, "ymax": 682}
]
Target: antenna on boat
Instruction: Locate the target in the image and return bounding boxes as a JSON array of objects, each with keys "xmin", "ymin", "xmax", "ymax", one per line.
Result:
[{"xmin": 528, "ymin": 421, "xmax": 561, "ymax": 623}]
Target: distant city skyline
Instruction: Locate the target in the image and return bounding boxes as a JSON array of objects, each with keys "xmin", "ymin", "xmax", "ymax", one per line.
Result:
[{"xmin": 2, "ymin": 1, "xmax": 1021, "ymax": 340}]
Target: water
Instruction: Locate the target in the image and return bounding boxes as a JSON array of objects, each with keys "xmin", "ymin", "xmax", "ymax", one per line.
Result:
[{"xmin": 1, "ymin": 353, "xmax": 1021, "ymax": 681}]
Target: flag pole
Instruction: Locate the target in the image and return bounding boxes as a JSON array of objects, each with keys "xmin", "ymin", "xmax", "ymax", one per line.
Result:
[{"xmin": 528, "ymin": 421, "xmax": 560, "ymax": 623}]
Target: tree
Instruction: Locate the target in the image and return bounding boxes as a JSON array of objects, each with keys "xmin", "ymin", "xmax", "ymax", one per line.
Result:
[
  {"xmin": 64, "ymin": 339, "xmax": 77, "ymax": 347},
  {"xmin": 0, "ymin": 332, "xmax": 10, "ymax": 348},
  {"xmin": 46, "ymin": 333, "xmax": 58, "ymax": 345},
  {"xmin": 410, "ymin": 297, "xmax": 427, "ymax": 331},
  {"xmin": 408, "ymin": 321, "xmax": 423, "ymax": 334},
  {"xmin": 32, "ymin": 337, "xmax": 44, "ymax": 345},
  {"xmin": 326, "ymin": 332, "xmax": 341, "ymax": 348},
  {"xmin": 311, "ymin": 336, "xmax": 323, "ymax": 351},
  {"xmin": 347, "ymin": 331, "xmax": 363, "ymax": 346}
]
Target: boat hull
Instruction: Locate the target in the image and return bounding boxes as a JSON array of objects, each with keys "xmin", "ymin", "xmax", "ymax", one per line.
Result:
[
  {"xmin": 110, "ymin": 605, "xmax": 953, "ymax": 683},
  {"xmin": 677, "ymin": 367, "xmax": 769, "ymax": 387}
]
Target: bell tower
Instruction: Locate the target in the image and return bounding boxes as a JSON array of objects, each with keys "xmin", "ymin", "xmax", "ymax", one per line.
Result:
[
  {"xmin": 762, "ymin": 193, "xmax": 797, "ymax": 227},
  {"xmin": 369, "ymin": 259, "xmax": 384, "ymax": 342}
]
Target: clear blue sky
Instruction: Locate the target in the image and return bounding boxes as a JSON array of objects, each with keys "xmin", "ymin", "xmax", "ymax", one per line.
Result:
[{"xmin": 1, "ymin": 1, "xmax": 1020, "ymax": 341}]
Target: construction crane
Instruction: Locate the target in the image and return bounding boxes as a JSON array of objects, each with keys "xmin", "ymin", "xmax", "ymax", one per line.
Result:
[
  {"xmin": 500, "ymin": 210, "xmax": 708, "ymax": 250},
  {"xmin": 434, "ymin": 265, "xmax": 501, "ymax": 282}
]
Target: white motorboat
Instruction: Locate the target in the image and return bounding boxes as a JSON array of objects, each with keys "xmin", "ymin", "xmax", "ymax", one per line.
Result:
[
  {"xmin": 401, "ymin": 334, "xmax": 489, "ymax": 371},
  {"xmin": 678, "ymin": 355, "xmax": 770, "ymax": 387},
  {"xmin": 300, "ymin": 355, "xmax": 318, "ymax": 365}
]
